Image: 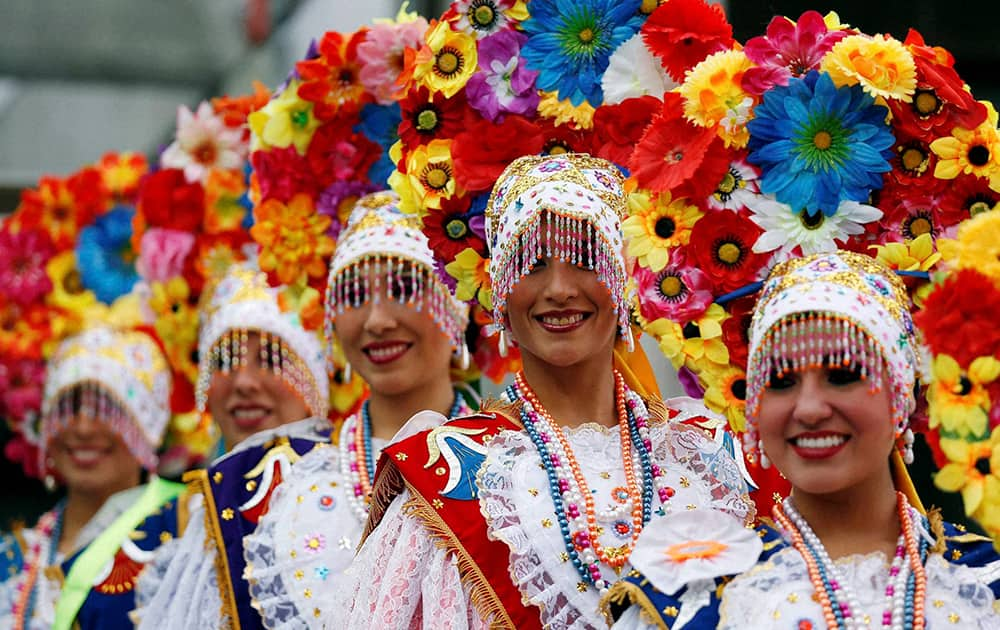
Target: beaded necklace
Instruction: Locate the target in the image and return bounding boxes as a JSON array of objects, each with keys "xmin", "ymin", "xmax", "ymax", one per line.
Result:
[
  {"xmin": 13, "ymin": 502, "xmax": 65, "ymax": 630},
  {"xmin": 773, "ymin": 492, "xmax": 929, "ymax": 630},
  {"xmin": 340, "ymin": 394, "xmax": 469, "ymax": 521},
  {"xmin": 511, "ymin": 370, "xmax": 669, "ymax": 595}
]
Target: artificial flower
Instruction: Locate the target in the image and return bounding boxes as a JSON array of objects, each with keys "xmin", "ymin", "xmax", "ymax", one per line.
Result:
[
  {"xmin": 450, "ymin": 0, "xmax": 527, "ymax": 36},
  {"xmin": 935, "ymin": 428, "xmax": 1000, "ymax": 515},
  {"xmin": 97, "ymin": 152, "xmax": 148, "ymax": 201},
  {"xmin": 399, "ymin": 85, "xmax": 469, "ymax": 149},
  {"xmin": 870, "ymin": 233, "xmax": 941, "ymax": 272},
  {"xmin": 203, "ymin": 168, "xmax": 251, "ymax": 234},
  {"xmin": 0, "ymin": 356, "xmax": 45, "ymax": 425},
  {"xmin": 680, "ymin": 49, "xmax": 755, "ymax": 148},
  {"xmin": 876, "ymin": 187, "xmax": 953, "ymax": 243},
  {"xmin": 395, "ymin": 139, "xmax": 463, "ymax": 213},
  {"xmin": 451, "ymin": 114, "xmax": 544, "ymax": 193},
  {"xmin": 641, "ymin": 0, "xmax": 733, "ymax": 83},
  {"xmin": 423, "ymin": 194, "xmax": 488, "ymax": 263},
  {"xmin": 211, "ymin": 80, "xmax": 272, "ymax": 131},
  {"xmin": 535, "ymin": 118, "xmax": 589, "ymax": 156},
  {"xmin": 356, "ymin": 102, "xmax": 403, "ymax": 184},
  {"xmin": 747, "ymin": 71, "xmax": 894, "ymax": 217},
  {"xmin": 148, "ymin": 277, "xmax": 199, "ymax": 384},
  {"xmin": 0, "ymin": 225, "xmax": 55, "ymax": 307},
  {"xmin": 629, "ymin": 93, "xmax": 729, "ymax": 200},
  {"xmin": 633, "ymin": 264, "xmax": 713, "ymax": 324},
  {"xmin": 13, "ymin": 168, "xmax": 106, "ymax": 249},
  {"xmin": 45, "ymin": 251, "xmax": 99, "ymax": 315},
  {"xmin": 248, "ymin": 81, "xmax": 321, "ymax": 155},
  {"xmin": 251, "ymin": 146, "xmax": 322, "ymax": 204},
  {"xmin": 296, "ymin": 30, "xmax": 370, "ymax": 120},
  {"xmin": 701, "ymin": 364, "xmax": 749, "ymax": 432},
  {"xmin": 160, "ymin": 102, "xmax": 246, "ymax": 184},
  {"xmin": 942, "ymin": 175, "xmax": 1000, "ymax": 222},
  {"xmin": 136, "ymin": 168, "xmax": 205, "ymax": 233},
  {"xmin": 650, "ymin": 303, "xmax": 729, "ymax": 371},
  {"xmin": 719, "ymin": 296, "xmax": 754, "ymax": 370},
  {"xmin": 317, "ymin": 180, "xmax": 380, "ymax": 240},
  {"xmin": 136, "ymin": 228, "xmax": 196, "ymax": 284},
  {"xmin": 403, "ymin": 20, "xmax": 478, "ymax": 99},
  {"xmin": 277, "ymin": 284, "xmax": 324, "ymax": 332},
  {"xmin": 600, "ymin": 33, "xmax": 675, "ymax": 105},
  {"xmin": 916, "ymin": 269, "xmax": 1000, "ymax": 364},
  {"xmin": 0, "ymin": 298, "xmax": 52, "ymax": 360},
  {"xmin": 465, "ymin": 29, "xmax": 539, "ymax": 122},
  {"xmin": 688, "ymin": 209, "xmax": 768, "ymax": 293},
  {"xmin": 623, "ymin": 190, "xmax": 702, "ymax": 272},
  {"xmin": 939, "ymin": 210, "xmax": 1000, "ymax": 282},
  {"xmin": 883, "ymin": 136, "xmax": 943, "ymax": 194},
  {"xmin": 76, "ymin": 206, "xmax": 139, "ymax": 304},
  {"xmin": 747, "ymin": 195, "xmax": 882, "ymax": 256},
  {"xmin": 630, "ymin": 508, "xmax": 761, "ymax": 595},
  {"xmin": 704, "ymin": 155, "xmax": 760, "ymax": 211},
  {"xmin": 536, "ymin": 91, "xmax": 595, "ymax": 130},
  {"xmin": 931, "ymin": 101, "xmax": 1000, "ymax": 192},
  {"xmin": 742, "ymin": 11, "xmax": 850, "ymax": 96},
  {"xmin": 445, "ymin": 247, "xmax": 492, "ymax": 310},
  {"xmin": 358, "ymin": 14, "xmax": 430, "ymax": 105},
  {"xmin": 590, "ymin": 95, "xmax": 662, "ymax": 166},
  {"xmin": 305, "ymin": 117, "xmax": 381, "ymax": 190},
  {"xmin": 251, "ymin": 193, "xmax": 334, "ymax": 285},
  {"xmin": 926, "ymin": 354, "xmax": 1000, "ymax": 439},
  {"xmin": 520, "ymin": 0, "xmax": 642, "ymax": 107},
  {"xmin": 820, "ymin": 34, "xmax": 917, "ymax": 102}
]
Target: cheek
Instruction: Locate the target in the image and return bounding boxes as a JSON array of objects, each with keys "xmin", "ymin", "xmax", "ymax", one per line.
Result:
[{"xmin": 206, "ymin": 374, "xmax": 233, "ymax": 414}]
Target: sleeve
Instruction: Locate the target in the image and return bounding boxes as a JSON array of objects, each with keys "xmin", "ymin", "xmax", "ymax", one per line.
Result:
[
  {"xmin": 327, "ymin": 489, "xmax": 489, "ymax": 630},
  {"xmin": 131, "ymin": 494, "xmax": 229, "ymax": 630},
  {"xmin": 942, "ymin": 522, "xmax": 1000, "ymax": 599}
]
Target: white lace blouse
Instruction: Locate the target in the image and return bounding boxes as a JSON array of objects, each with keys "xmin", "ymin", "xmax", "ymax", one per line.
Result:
[{"xmin": 330, "ymin": 412, "xmax": 753, "ymax": 629}]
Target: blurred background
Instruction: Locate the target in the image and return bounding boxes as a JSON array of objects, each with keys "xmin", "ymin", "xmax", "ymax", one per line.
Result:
[{"xmin": 1, "ymin": 0, "xmax": 992, "ymax": 524}]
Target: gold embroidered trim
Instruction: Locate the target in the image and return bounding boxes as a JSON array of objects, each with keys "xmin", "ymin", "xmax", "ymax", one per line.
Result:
[
  {"xmin": 600, "ymin": 579, "xmax": 669, "ymax": 630},
  {"xmin": 183, "ymin": 469, "xmax": 240, "ymax": 630}
]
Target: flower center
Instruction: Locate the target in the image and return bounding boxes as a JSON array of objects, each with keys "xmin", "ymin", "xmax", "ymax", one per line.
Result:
[
  {"xmin": 119, "ymin": 245, "xmax": 138, "ymax": 265},
  {"xmin": 717, "ymin": 171, "xmax": 738, "ymax": 195},
  {"xmin": 578, "ymin": 27, "xmax": 595, "ymax": 44},
  {"xmin": 63, "ymin": 269, "xmax": 85, "ymax": 295},
  {"xmin": 913, "ymin": 89, "xmax": 940, "ymax": 117},
  {"xmin": 445, "ymin": 218, "xmax": 468, "ymax": 240},
  {"xmin": 900, "ymin": 146, "xmax": 927, "ymax": 173},
  {"xmin": 682, "ymin": 322, "xmax": 701, "ymax": 339},
  {"xmin": 424, "ymin": 165, "xmax": 450, "ymax": 190},
  {"xmin": 639, "ymin": 0, "xmax": 659, "ymax": 14},
  {"xmin": 52, "ymin": 205, "xmax": 71, "ymax": 222},
  {"xmin": 472, "ymin": 2, "xmax": 497, "ymax": 28},
  {"xmin": 291, "ymin": 109, "xmax": 311, "ymax": 129},
  {"xmin": 813, "ymin": 130, "xmax": 833, "ymax": 151},
  {"xmin": 975, "ymin": 456, "xmax": 992, "ymax": 476},
  {"xmin": 659, "ymin": 275, "xmax": 683, "ymax": 299},
  {"xmin": 730, "ymin": 378, "xmax": 747, "ymax": 401},
  {"xmin": 436, "ymin": 50, "xmax": 461, "ymax": 77},
  {"xmin": 416, "ymin": 108, "xmax": 440, "ymax": 133},
  {"xmin": 716, "ymin": 241, "xmax": 742, "ymax": 265},
  {"xmin": 664, "ymin": 149, "xmax": 685, "ymax": 165},
  {"xmin": 799, "ymin": 210, "xmax": 825, "ymax": 230},
  {"xmin": 968, "ymin": 145, "xmax": 991, "ymax": 167},
  {"xmin": 654, "ymin": 216, "xmax": 676, "ymax": 239},
  {"xmin": 907, "ymin": 216, "xmax": 933, "ymax": 237},
  {"xmin": 192, "ymin": 140, "xmax": 218, "ymax": 165},
  {"xmin": 969, "ymin": 197, "xmax": 993, "ymax": 216},
  {"xmin": 957, "ymin": 375, "xmax": 973, "ymax": 396}
]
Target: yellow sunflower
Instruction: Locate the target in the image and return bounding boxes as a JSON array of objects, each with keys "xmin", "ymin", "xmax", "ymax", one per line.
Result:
[
  {"xmin": 248, "ymin": 81, "xmax": 320, "ymax": 155},
  {"xmin": 927, "ymin": 354, "xmax": 1000, "ymax": 439},
  {"xmin": 821, "ymin": 34, "xmax": 917, "ymax": 102},
  {"xmin": 700, "ymin": 363, "xmax": 748, "ymax": 432},
  {"xmin": 935, "ymin": 428, "xmax": 1000, "ymax": 516},
  {"xmin": 401, "ymin": 139, "xmax": 463, "ymax": 212},
  {"xmin": 931, "ymin": 101, "xmax": 1000, "ymax": 191},
  {"xmin": 680, "ymin": 49, "xmax": 756, "ymax": 148},
  {"xmin": 623, "ymin": 191, "xmax": 703, "ymax": 272},
  {"xmin": 648, "ymin": 304, "xmax": 730, "ymax": 371},
  {"xmin": 411, "ymin": 21, "xmax": 477, "ymax": 99},
  {"xmin": 45, "ymin": 251, "xmax": 99, "ymax": 315},
  {"xmin": 869, "ymin": 233, "xmax": 941, "ymax": 272},
  {"xmin": 937, "ymin": 210, "xmax": 1000, "ymax": 284},
  {"xmin": 537, "ymin": 91, "xmax": 595, "ymax": 130},
  {"xmin": 445, "ymin": 247, "xmax": 492, "ymax": 311},
  {"xmin": 149, "ymin": 276, "xmax": 199, "ymax": 383}
]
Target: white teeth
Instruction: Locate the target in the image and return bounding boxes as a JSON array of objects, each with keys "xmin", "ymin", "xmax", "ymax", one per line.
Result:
[
  {"xmin": 794, "ymin": 435, "xmax": 847, "ymax": 449},
  {"xmin": 70, "ymin": 449, "xmax": 102, "ymax": 462},
  {"xmin": 368, "ymin": 344, "xmax": 408, "ymax": 361},
  {"xmin": 233, "ymin": 408, "xmax": 268, "ymax": 420},
  {"xmin": 541, "ymin": 313, "xmax": 584, "ymax": 327}
]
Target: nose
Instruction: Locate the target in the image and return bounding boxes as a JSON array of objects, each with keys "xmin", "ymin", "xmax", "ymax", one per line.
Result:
[
  {"xmin": 542, "ymin": 259, "xmax": 580, "ymax": 303},
  {"xmin": 791, "ymin": 371, "xmax": 833, "ymax": 426},
  {"xmin": 362, "ymin": 299, "xmax": 398, "ymax": 336},
  {"xmin": 231, "ymin": 362, "xmax": 263, "ymax": 395},
  {"xmin": 70, "ymin": 410, "xmax": 101, "ymax": 436}
]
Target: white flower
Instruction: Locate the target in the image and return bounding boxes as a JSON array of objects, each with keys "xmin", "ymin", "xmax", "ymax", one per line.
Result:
[
  {"xmin": 630, "ymin": 509, "xmax": 761, "ymax": 595},
  {"xmin": 746, "ymin": 195, "xmax": 882, "ymax": 256},
  {"xmin": 161, "ymin": 101, "xmax": 246, "ymax": 184},
  {"xmin": 601, "ymin": 34, "xmax": 676, "ymax": 105},
  {"xmin": 707, "ymin": 158, "xmax": 761, "ymax": 212}
]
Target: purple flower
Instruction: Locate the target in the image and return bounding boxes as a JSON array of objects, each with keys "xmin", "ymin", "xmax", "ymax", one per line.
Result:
[
  {"xmin": 317, "ymin": 181, "xmax": 379, "ymax": 240},
  {"xmin": 466, "ymin": 30, "xmax": 540, "ymax": 123}
]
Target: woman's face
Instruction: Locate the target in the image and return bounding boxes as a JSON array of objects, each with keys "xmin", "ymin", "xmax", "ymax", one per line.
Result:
[
  {"xmin": 49, "ymin": 407, "xmax": 142, "ymax": 498},
  {"xmin": 207, "ymin": 332, "xmax": 310, "ymax": 449},
  {"xmin": 756, "ymin": 364, "xmax": 896, "ymax": 499},
  {"xmin": 505, "ymin": 256, "xmax": 618, "ymax": 371},
  {"xmin": 332, "ymin": 269, "xmax": 454, "ymax": 398}
]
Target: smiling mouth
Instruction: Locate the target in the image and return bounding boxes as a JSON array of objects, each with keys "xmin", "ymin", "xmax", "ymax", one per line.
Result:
[
  {"xmin": 364, "ymin": 342, "xmax": 410, "ymax": 365},
  {"xmin": 67, "ymin": 447, "xmax": 110, "ymax": 467},
  {"xmin": 230, "ymin": 406, "xmax": 272, "ymax": 429},
  {"xmin": 789, "ymin": 433, "xmax": 850, "ymax": 459},
  {"xmin": 536, "ymin": 312, "xmax": 589, "ymax": 331}
]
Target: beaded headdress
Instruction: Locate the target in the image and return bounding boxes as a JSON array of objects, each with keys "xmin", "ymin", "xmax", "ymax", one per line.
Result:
[
  {"xmin": 485, "ymin": 153, "xmax": 632, "ymax": 347},
  {"xmin": 745, "ymin": 251, "xmax": 921, "ymax": 462},
  {"xmin": 325, "ymin": 191, "xmax": 470, "ymax": 362},
  {"xmin": 196, "ymin": 264, "xmax": 329, "ymax": 419},
  {"xmin": 40, "ymin": 326, "xmax": 171, "ymax": 472}
]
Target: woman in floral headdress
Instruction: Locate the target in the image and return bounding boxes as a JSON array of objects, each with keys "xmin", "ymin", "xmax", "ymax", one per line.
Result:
[
  {"xmin": 605, "ymin": 251, "xmax": 1000, "ymax": 629},
  {"xmin": 240, "ymin": 190, "xmax": 476, "ymax": 627},
  {"xmin": 331, "ymin": 153, "xmax": 753, "ymax": 629},
  {"xmin": 0, "ymin": 326, "xmax": 182, "ymax": 630}
]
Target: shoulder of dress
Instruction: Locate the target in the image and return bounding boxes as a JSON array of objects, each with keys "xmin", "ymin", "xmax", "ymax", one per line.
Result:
[{"xmin": 0, "ymin": 530, "xmax": 25, "ymax": 581}]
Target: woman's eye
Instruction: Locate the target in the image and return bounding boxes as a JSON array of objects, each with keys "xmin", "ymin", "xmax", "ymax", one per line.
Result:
[
  {"xmin": 390, "ymin": 277, "xmax": 417, "ymax": 301},
  {"xmin": 528, "ymin": 257, "xmax": 547, "ymax": 273},
  {"xmin": 766, "ymin": 370, "xmax": 796, "ymax": 390},
  {"xmin": 828, "ymin": 365, "xmax": 863, "ymax": 385}
]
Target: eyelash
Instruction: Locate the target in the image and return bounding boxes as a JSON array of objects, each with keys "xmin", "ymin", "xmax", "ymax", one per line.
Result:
[{"xmin": 765, "ymin": 365, "xmax": 864, "ymax": 390}]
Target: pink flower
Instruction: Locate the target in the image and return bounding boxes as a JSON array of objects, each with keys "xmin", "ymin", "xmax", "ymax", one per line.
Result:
[
  {"xmin": 0, "ymin": 225, "xmax": 55, "ymax": 306},
  {"xmin": 161, "ymin": 102, "xmax": 246, "ymax": 184},
  {"xmin": 742, "ymin": 11, "xmax": 850, "ymax": 95},
  {"xmin": 466, "ymin": 30, "xmax": 539, "ymax": 122},
  {"xmin": 137, "ymin": 227, "xmax": 196, "ymax": 283},
  {"xmin": 635, "ymin": 263, "xmax": 714, "ymax": 324},
  {"xmin": 251, "ymin": 146, "xmax": 322, "ymax": 204},
  {"xmin": 0, "ymin": 356, "xmax": 45, "ymax": 423},
  {"xmin": 358, "ymin": 17, "xmax": 429, "ymax": 105}
]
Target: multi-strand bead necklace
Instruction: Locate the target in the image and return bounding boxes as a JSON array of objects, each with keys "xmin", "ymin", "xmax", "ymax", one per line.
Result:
[
  {"xmin": 773, "ymin": 491, "xmax": 928, "ymax": 630},
  {"xmin": 12, "ymin": 503, "xmax": 64, "ymax": 630},
  {"xmin": 511, "ymin": 370, "xmax": 671, "ymax": 595},
  {"xmin": 340, "ymin": 395, "xmax": 469, "ymax": 521}
]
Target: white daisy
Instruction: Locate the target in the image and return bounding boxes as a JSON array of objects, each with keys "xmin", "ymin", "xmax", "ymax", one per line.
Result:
[
  {"xmin": 747, "ymin": 195, "xmax": 882, "ymax": 256},
  {"xmin": 707, "ymin": 158, "xmax": 761, "ymax": 211},
  {"xmin": 161, "ymin": 102, "xmax": 246, "ymax": 184},
  {"xmin": 601, "ymin": 33, "xmax": 677, "ymax": 105}
]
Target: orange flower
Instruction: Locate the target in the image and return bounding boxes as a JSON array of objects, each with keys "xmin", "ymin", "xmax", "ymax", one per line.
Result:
[
  {"xmin": 97, "ymin": 152, "xmax": 148, "ymax": 202},
  {"xmin": 203, "ymin": 169, "xmax": 250, "ymax": 234},
  {"xmin": 212, "ymin": 80, "xmax": 272, "ymax": 130},
  {"xmin": 296, "ymin": 30, "xmax": 370, "ymax": 120},
  {"xmin": 251, "ymin": 193, "xmax": 334, "ymax": 285},
  {"xmin": 13, "ymin": 167, "xmax": 108, "ymax": 249}
]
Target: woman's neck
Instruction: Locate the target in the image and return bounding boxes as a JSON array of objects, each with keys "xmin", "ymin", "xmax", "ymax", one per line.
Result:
[
  {"xmin": 789, "ymin": 470, "xmax": 900, "ymax": 559},
  {"xmin": 367, "ymin": 375, "xmax": 456, "ymax": 441},
  {"xmin": 520, "ymin": 354, "xmax": 617, "ymax": 429},
  {"xmin": 57, "ymin": 487, "xmax": 121, "ymax": 556}
]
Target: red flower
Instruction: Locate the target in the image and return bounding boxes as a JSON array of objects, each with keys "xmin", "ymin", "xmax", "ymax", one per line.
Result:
[
  {"xmin": 883, "ymin": 133, "xmax": 944, "ymax": 194},
  {"xmin": 14, "ymin": 167, "xmax": 107, "ymax": 249},
  {"xmin": 306, "ymin": 118, "xmax": 381, "ymax": 190},
  {"xmin": 296, "ymin": 29, "xmax": 371, "ymax": 120},
  {"xmin": 423, "ymin": 195, "xmax": 487, "ymax": 263},
  {"xmin": 940, "ymin": 175, "xmax": 1000, "ymax": 230},
  {"xmin": 916, "ymin": 269, "xmax": 1000, "ymax": 365},
  {"xmin": 629, "ymin": 93, "xmax": 728, "ymax": 200},
  {"xmin": 452, "ymin": 114, "xmax": 544, "ymax": 193},
  {"xmin": 0, "ymin": 297, "xmax": 52, "ymax": 361},
  {"xmin": 688, "ymin": 209, "xmax": 768, "ymax": 293},
  {"xmin": 398, "ymin": 85, "xmax": 469, "ymax": 150},
  {"xmin": 877, "ymin": 184, "xmax": 959, "ymax": 242},
  {"xmin": 535, "ymin": 119, "xmax": 591, "ymax": 157},
  {"xmin": 0, "ymin": 226, "xmax": 55, "ymax": 307},
  {"xmin": 641, "ymin": 0, "xmax": 734, "ymax": 82},
  {"xmin": 137, "ymin": 168, "xmax": 205, "ymax": 232},
  {"xmin": 212, "ymin": 80, "xmax": 272, "ymax": 131},
  {"xmin": 720, "ymin": 296, "xmax": 754, "ymax": 371},
  {"xmin": 591, "ymin": 96, "xmax": 661, "ymax": 166},
  {"xmin": 251, "ymin": 146, "xmax": 323, "ymax": 204}
]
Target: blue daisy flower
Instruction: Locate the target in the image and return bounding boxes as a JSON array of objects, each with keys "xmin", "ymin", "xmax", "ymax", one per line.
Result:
[
  {"xmin": 520, "ymin": 0, "xmax": 643, "ymax": 108},
  {"xmin": 240, "ymin": 162, "xmax": 255, "ymax": 230},
  {"xmin": 355, "ymin": 102, "xmax": 401, "ymax": 186},
  {"xmin": 76, "ymin": 206, "xmax": 139, "ymax": 304},
  {"xmin": 747, "ymin": 70, "xmax": 895, "ymax": 217}
]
